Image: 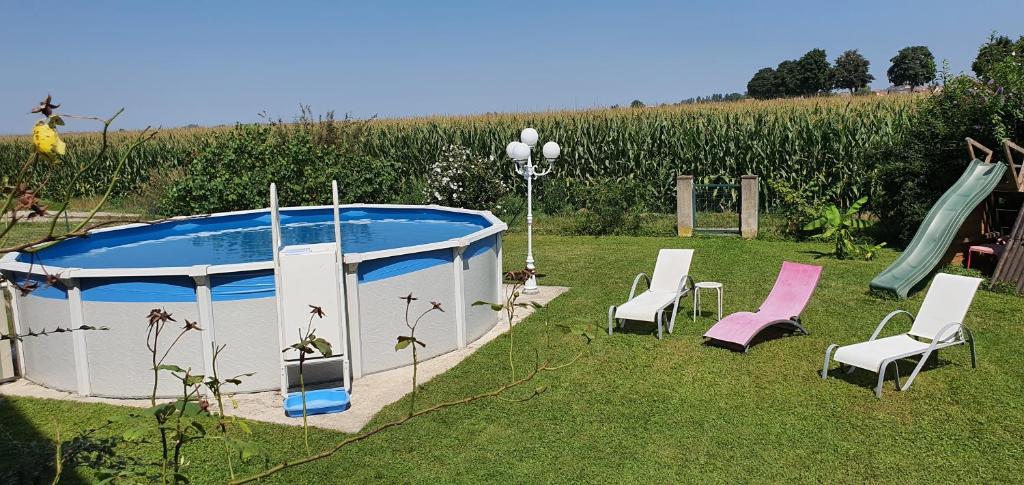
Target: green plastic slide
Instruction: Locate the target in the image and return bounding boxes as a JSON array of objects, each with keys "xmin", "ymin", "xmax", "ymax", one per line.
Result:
[{"xmin": 870, "ymin": 159, "xmax": 1007, "ymax": 298}]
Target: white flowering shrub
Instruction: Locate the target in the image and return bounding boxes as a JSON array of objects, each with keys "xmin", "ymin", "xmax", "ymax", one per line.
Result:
[{"xmin": 425, "ymin": 144, "xmax": 510, "ymax": 209}]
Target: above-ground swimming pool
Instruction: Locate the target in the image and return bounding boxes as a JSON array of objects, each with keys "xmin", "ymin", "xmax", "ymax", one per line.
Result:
[{"xmin": 0, "ymin": 205, "xmax": 506, "ymax": 398}]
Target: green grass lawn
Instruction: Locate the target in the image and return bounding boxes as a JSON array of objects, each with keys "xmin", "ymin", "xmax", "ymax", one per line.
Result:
[{"xmin": 2, "ymin": 232, "xmax": 1024, "ymax": 483}]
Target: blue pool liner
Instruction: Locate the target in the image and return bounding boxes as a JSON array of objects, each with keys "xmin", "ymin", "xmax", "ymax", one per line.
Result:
[
  {"xmin": 210, "ymin": 271, "xmax": 277, "ymax": 301},
  {"xmin": 283, "ymin": 388, "xmax": 351, "ymax": 417},
  {"xmin": 464, "ymin": 234, "xmax": 497, "ymax": 260},
  {"xmin": 18, "ymin": 207, "xmax": 491, "ymax": 269},
  {"xmin": 357, "ymin": 248, "xmax": 452, "ymax": 283},
  {"xmin": 81, "ymin": 276, "xmax": 196, "ymax": 302}
]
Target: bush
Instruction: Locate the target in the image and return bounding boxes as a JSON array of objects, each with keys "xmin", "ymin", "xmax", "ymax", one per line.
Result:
[
  {"xmin": 802, "ymin": 197, "xmax": 886, "ymax": 260},
  {"xmin": 764, "ymin": 178, "xmax": 826, "ymax": 238},
  {"xmin": 131, "ymin": 166, "xmax": 185, "ymax": 216},
  {"xmin": 569, "ymin": 178, "xmax": 646, "ymax": 236},
  {"xmin": 534, "ymin": 177, "xmax": 577, "ymax": 215},
  {"xmin": 423, "ymin": 144, "xmax": 510, "ymax": 210},
  {"xmin": 491, "ymin": 192, "xmax": 525, "ymax": 225},
  {"xmin": 158, "ymin": 123, "xmax": 416, "ymax": 216}
]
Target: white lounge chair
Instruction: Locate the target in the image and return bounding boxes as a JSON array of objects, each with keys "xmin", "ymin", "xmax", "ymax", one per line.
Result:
[
  {"xmin": 608, "ymin": 249, "xmax": 694, "ymax": 339},
  {"xmin": 821, "ymin": 273, "xmax": 980, "ymax": 398}
]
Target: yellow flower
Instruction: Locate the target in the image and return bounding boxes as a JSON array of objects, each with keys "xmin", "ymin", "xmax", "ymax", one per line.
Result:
[{"xmin": 32, "ymin": 119, "xmax": 66, "ymax": 159}]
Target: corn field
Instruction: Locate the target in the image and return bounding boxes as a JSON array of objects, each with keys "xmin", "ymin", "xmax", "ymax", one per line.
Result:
[
  {"xmin": 0, "ymin": 128, "xmax": 215, "ymax": 199},
  {"xmin": 361, "ymin": 96, "xmax": 918, "ymax": 211},
  {"xmin": 0, "ymin": 96, "xmax": 919, "ymax": 212}
]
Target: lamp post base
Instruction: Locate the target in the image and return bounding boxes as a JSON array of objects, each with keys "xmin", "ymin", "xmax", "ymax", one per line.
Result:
[
  {"xmin": 522, "ymin": 276, "xmax": 540, "ymax": 295},
  {"xmin": 523, "ymin": 258, "xmax": 538, "ymax": 294}
]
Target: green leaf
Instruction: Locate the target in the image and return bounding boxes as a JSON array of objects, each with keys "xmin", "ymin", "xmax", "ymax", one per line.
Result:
[
  {"xmin": 848, "ymin": 218, "xmax": 869, "ymax": 229},
  {"xmin": 473, "ymin": 300, "xmax": 505, "ymax": 311},
  {"xmin": 184, "ymin": 374, "xmax": 205, "ymax": 386},
  {"xmin": 802, "ymin": 217, "xmax": 826, "ymax": 231},
  {"xmin": 177, "ymin": 401, "xmax": 205, "ymax": 418},
  {"xmin": 144, "ymin": 403, "xmax": 175, "ymax": 419},
  {"xmin": 156, "ymin": 364, "xmax": 185, "ymax": 373},
  {"xmin": 846, "ymin": 196, "xmax": 868, "ymax": 215},
  {"xmin": 395, "ymin": 336, "xmax": 413, "ymax": 351},
  {"xmin": 312, "ymin": 337, "xmax": 333, "ymax": 357},
  {"xmin": 122, "ymin": 425, "xmax": 150, "ymax": 442},
  {"xmin": 228, "ymin": 438, "xmax": 262, "ymax": 461},
  {"xmin": 825, "ymin": 205, "xmax": 841, "ymax": 226}
]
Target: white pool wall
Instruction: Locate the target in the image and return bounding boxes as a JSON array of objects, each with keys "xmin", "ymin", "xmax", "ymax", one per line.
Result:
[{"xmin": 1, "ymin": 204, "xmax": 506, "ymax": 398}]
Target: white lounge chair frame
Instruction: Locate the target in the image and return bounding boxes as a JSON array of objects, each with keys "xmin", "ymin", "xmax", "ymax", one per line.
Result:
[
  {"xmin": 607, "ymin": 249, "xmax": 694, "ymax": 339},
  {"xmin": 820, "ymin": 273, "xmax": 980, "ymax": 398}
]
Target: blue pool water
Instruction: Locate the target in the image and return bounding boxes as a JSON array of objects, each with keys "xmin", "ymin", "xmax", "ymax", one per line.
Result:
[{"xmin": 19, "ymin": 207, "xmax": 491, "ymax": 269}]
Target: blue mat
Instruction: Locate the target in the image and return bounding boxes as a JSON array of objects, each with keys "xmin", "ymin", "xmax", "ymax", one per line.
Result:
[{"xmin": 283, "ymin": 388, "xmax": 350, "ymax": 417}]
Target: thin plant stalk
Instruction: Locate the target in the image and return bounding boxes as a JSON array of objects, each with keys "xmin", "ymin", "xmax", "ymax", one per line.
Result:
[
  {"xmin": 210, "ymin": 344, "xmax": 235, "ymax": 479},
  {"xmin": 50, "ymin": 419, "xmax": 62, "ymax": 485},
  {"xmin": 397, "ymin": 296, "xmax": 444, "ymax": 416},
  {"xmin": 299, "ymin": 341, "xmax": 309, "ymax": 454}
]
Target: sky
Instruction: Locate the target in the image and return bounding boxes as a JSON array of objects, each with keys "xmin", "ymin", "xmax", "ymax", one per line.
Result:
[{"xmin": 1, "ymin": 0, "xmax": 1022, "ymax": 134}]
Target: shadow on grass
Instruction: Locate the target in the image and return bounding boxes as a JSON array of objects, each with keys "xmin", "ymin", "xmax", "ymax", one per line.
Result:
[
  {"xmin": 613, "ymin": 314, "xmax": 697, "ymax": 338},
  {"xmin": 700, "ymin": 324, "xmax": 809, "ymax": 353},
  {"xmin": 612, "ymin": 320, "xmax": 663, "ymax": 338},
  {"xmin": 822, "ymin": 352, "xmax": 960, "ymax": 395},
  {"xmin": 798, "ymin": 250, "xmax": 833, "ymax": 259},
  {"xmin": 0, "ymin": 394, "xmax": 86, "ymax": 484},
  {"xmin": 0, "ymin": 392, "xmax": 147, "ymax": 484}
]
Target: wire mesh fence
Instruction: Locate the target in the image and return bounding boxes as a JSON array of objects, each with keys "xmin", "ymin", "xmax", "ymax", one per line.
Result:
[{"xmin": 694, "ymin": 183, "xmax": 740, "ymax": 234}]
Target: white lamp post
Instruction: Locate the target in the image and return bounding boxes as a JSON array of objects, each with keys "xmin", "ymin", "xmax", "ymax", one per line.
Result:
[{"xmin": 506, "ymin": 128, "xmax": 560, "ymax": 294}]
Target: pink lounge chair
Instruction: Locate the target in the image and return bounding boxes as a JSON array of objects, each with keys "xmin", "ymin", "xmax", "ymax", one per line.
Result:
[{"xmin": 703, "ymin": 261, "xmax": 823, "ymax": 352}]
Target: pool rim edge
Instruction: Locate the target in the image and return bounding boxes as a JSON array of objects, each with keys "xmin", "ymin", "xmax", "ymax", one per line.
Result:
[{"xmin": 0, "ymin": 203, "xmax": 508, "ymax": 280}]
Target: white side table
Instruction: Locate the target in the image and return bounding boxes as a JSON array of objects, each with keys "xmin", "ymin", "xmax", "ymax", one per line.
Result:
[{"xmin": 693, "ymin": 281, "xmax": 723, "ymax": 322}]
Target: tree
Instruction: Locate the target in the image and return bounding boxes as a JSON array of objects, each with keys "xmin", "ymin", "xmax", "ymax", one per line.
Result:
[
  {"xmin": 776, "ymin": 60, "xmax": 802, "ymax": 97},
  {"xmin": 796, "ymin": 48, "xmax": 831, "ymax": 95},
  {"xmin": 973, "ymin": 33, "xmax": 1023, "ymax": 81},
  {"xmin": 747, "ymin": 68, "xmax": 779, "ymax": 99},
  {"xmin": 887, "ymin": 46, "xmax": 936, "ymax": 91},
  {"xmin": 832, "ymin": 49, "xmax": 874, "ymax": 93},
  {"xmin": 630, "ymin": 99, "xmax": 645, "ymax": 109}
]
